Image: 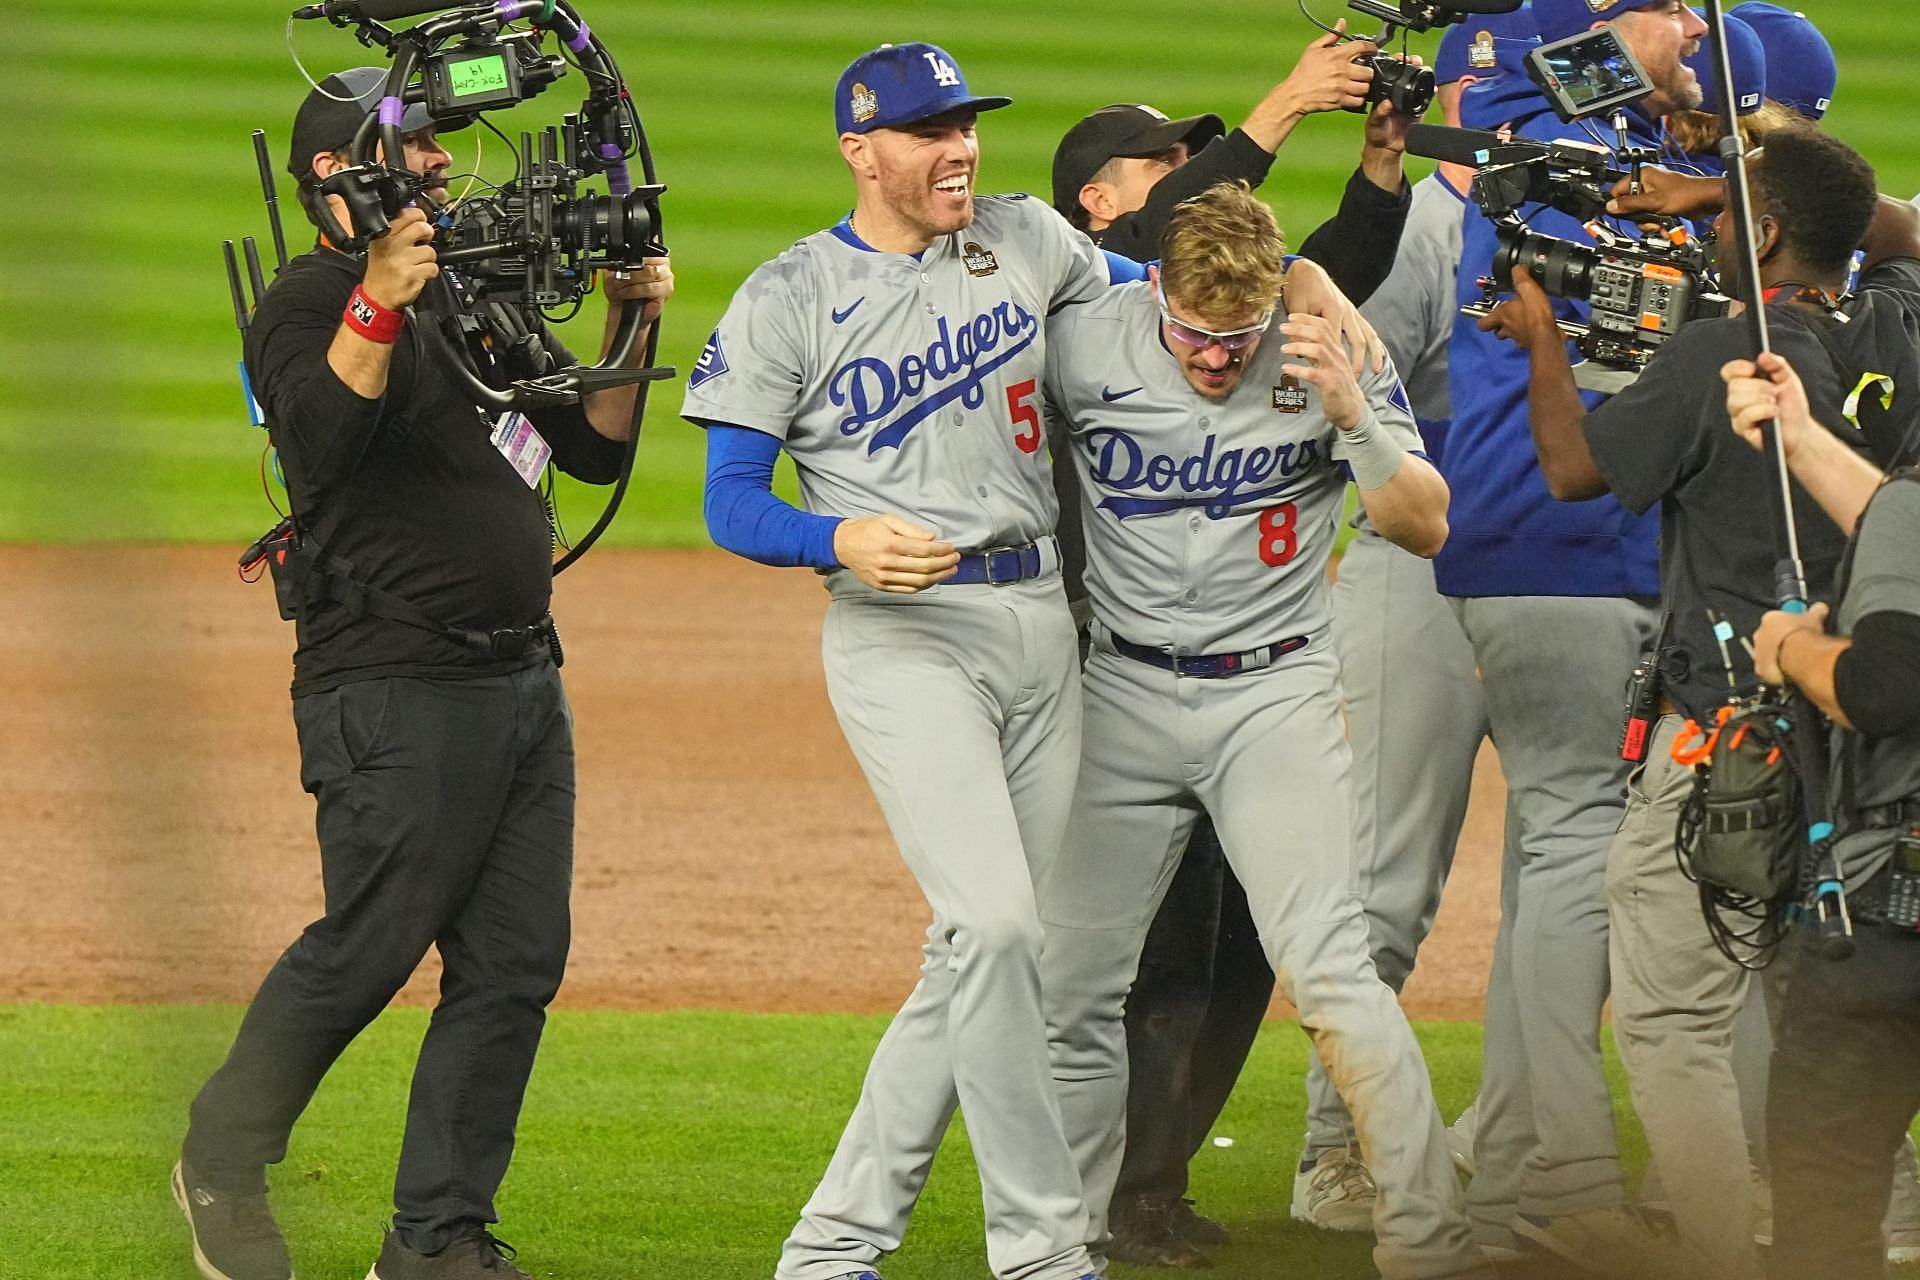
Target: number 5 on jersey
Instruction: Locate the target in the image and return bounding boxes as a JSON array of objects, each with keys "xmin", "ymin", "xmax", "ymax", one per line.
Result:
[
  {"xmin": 1259, "ymin": 502, "xmax": 1298, "ymax": 567},
  {"xmin": 1007, "ymin": 378, "xmax": 1041, "ymax": 455}
]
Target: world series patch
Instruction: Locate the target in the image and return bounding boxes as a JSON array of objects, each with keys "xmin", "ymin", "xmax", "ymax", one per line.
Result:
[
  {"xmin": 1469, "ymin": 30, "xmax": 1497, "ymax": 69},
  {"xmin": 1272, "ymin": 377, "xmax": 1308, "ymax": 414},
  {"xmin": 850, "ymin": 81, "xmax": 878, "ymax": 124},
  {"xmin": 962, "ymin": 241, "xmax": 999, "ymax": 277}
]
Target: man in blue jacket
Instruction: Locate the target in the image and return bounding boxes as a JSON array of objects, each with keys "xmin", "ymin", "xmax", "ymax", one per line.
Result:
[{"xmin": 1437, "ymin": 0, "xmax": 1704, "ymax": 1270}]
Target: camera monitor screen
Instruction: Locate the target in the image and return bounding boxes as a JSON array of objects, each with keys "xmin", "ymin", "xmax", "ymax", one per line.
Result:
[
  {"xmin": 448, "ymin": 53, "xmax": 510, "ymax": 99},
  {"xmin": 1525, "ymin": 26, "xmax": 1655, "ymax": 122}
]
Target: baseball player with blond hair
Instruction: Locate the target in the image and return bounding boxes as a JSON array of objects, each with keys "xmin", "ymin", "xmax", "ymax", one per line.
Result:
[{"xmin": 1037, "ymin": 180, "xmax": 1492, "ymax": 1280}]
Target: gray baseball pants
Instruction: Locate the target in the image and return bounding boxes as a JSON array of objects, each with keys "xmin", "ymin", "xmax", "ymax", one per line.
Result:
[
  {"xmin": 1447, "ymin": 594, "xmax": 1655, "ymax": 1242},
  {"xmin": 1305, "ymin": 531, "xmax": 1489, "ymax": 1159},
  {"xmin": 777, "ymin": 568, "xmax": 1095, "ymax": 1280},
  {"xmin": 1040, "ymin": 634, "xmax": 1487, "ymax": 1280}
]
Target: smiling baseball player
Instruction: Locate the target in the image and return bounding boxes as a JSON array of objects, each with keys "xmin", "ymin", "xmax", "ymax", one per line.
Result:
[
  {"xmin": 1037, "ymin": 181, "xmax": 1492, "ymax": 1280},
  {"xmin": 683, "ymin": 41, "xmax": 1125, "ymax": 1280}
]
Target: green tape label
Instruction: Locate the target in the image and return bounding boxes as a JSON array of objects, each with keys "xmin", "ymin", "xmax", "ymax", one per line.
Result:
[{"xmin": 449, "ymin": 54, "xmax": 509, "ymax": 98}]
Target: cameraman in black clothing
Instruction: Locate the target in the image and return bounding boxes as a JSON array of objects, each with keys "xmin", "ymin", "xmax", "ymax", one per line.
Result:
[
  {"xmin": 172, "ymin": 68, "xmax": 672, "ymax": 1280},
  {"xmin": 1727, "ymin": 344, "xmax": 1920, "ymax": 1280},
  {"xmin": 1482, "ymin": 127, "xmax": 1920, "ymax": 1277},
  {"xmin": 1050, "ymin": 23, "xmax": 1413, "ymax": 304}
]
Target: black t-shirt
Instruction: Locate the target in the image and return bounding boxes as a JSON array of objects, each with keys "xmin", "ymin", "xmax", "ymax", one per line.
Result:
[
  {"xmin": 1090, "ymin": 129, "xmax": 1412, "ymax": 306},
  {"xmin": 245, "ymin": 247, "xmax": 626, "ymax": 694},
  {"xmin": 1581, "ymin": 258, "xmax": 1920, "ymax": 719}
]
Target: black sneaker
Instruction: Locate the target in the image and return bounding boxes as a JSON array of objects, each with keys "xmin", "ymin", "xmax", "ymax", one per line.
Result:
[
  {"xmin": 171, "ymin": 1158, "xmax": 295, "ymax": 1280},
  {"xmin": 368, "ymin": 1227, "xmax": 533, "ymax": 1279},
  {"xmin": 1108, "ymin": 1193, "xmax": 1214, "ymax": 1269},
  {"xmin": 1171, "ymin": 1198, "xmax": 1232, "ymax": 1250}
]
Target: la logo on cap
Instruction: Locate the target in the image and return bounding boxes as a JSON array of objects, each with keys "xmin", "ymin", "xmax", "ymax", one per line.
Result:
[
  {"xmin": 850, "ymin": 81, "xmax": 878, "ymax": 124},
  {"xmin": 922, "ymin": 50, "xmax": 960, "ymax": 87}
]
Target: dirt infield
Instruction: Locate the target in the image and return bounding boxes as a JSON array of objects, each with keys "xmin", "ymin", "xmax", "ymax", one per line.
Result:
[{"xmin": 0, "ymin": 546, "xmax": 1502, "ymax": 1020}]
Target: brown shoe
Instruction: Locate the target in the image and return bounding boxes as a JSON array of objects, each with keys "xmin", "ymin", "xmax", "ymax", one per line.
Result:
[{"xmin": 1109, "ymin": 1194, "xmax": 1214, "ymax": 1269}]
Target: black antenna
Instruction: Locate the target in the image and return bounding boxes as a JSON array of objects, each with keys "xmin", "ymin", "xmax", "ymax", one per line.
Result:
[
  {"xmin": 242, "ymin": 237, "xmax": 268, "ymax": 310},
  {"xmin": 222, "ymin": 241, "xmax": 251, "ymax": 333},
  {"xmin": 253, "ymin": 129, "xmax": 289, "ymax": 270}
]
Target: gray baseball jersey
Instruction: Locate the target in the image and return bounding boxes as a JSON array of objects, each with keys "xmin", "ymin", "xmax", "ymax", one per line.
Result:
[
  {"xmin": 1043, "ymin": 280, "xmax": 1420, "ymax": 654},
  {"xmin": 682, "ymin": 195, "xmax": 1108, "ymax": 555},
  {"xmin": 1358, "ymin": 173, "xmax": 1464, "ymax": 430}
]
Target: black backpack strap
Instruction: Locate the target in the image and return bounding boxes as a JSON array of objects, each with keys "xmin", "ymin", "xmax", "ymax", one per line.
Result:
[{"xmin": 1795, "ymin": 309, "xmax": 1920, "ymax": 470}]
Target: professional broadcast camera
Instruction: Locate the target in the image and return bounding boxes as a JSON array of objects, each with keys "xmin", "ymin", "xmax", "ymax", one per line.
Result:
[
  {"xmin": 1406, "ymin": 122, "xmax": 1731, "ymax": 390},
  {"xmin": 1299, "ymin": 0, "xmax": 1526, "ymax": 118},
  {"xmin": 221, "ymin": 0, "xmax": 673, "ymax": 574}
]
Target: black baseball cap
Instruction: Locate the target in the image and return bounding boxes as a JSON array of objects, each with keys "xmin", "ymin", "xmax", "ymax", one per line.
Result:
[
  {"xmin": 286, "ymin": 66, "xmax": 471, "ymax": 179},
  {"xmin": 1050, "ymin": 104, "xmax": 1226, "ymax": 217}
]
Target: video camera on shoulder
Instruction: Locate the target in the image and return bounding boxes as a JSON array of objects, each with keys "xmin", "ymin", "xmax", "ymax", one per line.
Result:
[
  {"xmin": 1303, "ymin": 0, "xmax": 1527, "ymax": 118},
  {"xmin": 1405, "ymin": 120, "xmax": 1731, "ymax": 389}
]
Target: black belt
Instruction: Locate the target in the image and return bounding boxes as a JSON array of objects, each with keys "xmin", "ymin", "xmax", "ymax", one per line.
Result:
[
  {"xmin": 1858, "ymin": 798, "xmax": 1920, "ymax": 831},
  {"xmin": 474, "ymin": 612, "xmax": 559, "ymax": 662},
  {"xmin": 1109, "ymin": 629, "xmax": 1310, "ymax": 678},
  {"xmin": 949, "ymin": 541, "xmax": 1047, "ymax": 586}
]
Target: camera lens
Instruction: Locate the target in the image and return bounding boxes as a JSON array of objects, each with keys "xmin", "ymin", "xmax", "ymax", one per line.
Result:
[
  {"xmin": 1495, "ymin": 226, "xmax": 1598, "ymax": 300},
  {"xmin": 1367, "ymin": 56, "xmax": 1436, "ymax": 118},
  {"xmin": 555, "ymin": 192, "xmax": 658, "ymax": 261}
]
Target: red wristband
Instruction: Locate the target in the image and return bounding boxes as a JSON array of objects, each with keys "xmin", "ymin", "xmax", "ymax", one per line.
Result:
[{"xmin": 343, "ymin": 285, "xmax": 404, "ymax": 344}]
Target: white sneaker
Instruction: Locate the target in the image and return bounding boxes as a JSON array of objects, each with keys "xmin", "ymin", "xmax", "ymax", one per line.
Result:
[
  {"xmin": 1290, "ymin": 1145, "xmax": 1377, "ymax": 1234},
  {"xmin": 1513, "ymin": 1205, "xmax": 1686, "ymax": 1277},
  {"xmin": 1447, "ymin": 1101, "xmax": 1479, "ymax": 1180}
]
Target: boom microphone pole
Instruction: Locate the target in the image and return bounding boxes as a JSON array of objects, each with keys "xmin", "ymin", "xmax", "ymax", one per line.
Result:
[{"xmin": 1704, "ymin": 0, "xmax": 1852, "ymax": 959}]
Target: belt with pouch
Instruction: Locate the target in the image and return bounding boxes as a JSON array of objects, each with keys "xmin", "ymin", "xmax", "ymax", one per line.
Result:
[
  {"xmin": 1108, "ymin": 629, "xmax": 1310, "ymax": 678},
  {"xmin": 949, "ymin": 540, "xmax": 1050, "ymax": 586},
  {"xmin": 1858, "ymin": 797, "xmax": 1920, "ymax": 832}
]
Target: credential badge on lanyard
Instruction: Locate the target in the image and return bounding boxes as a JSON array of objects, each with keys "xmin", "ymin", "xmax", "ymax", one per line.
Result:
[{"xmin": 490, "ymin": 411, "xmax": 552, "ymax": 488}]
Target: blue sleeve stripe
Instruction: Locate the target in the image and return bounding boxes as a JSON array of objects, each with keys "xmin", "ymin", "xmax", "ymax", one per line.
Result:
[
  {"xmin": 703, "ymin": 424, "xmax": 843, "ymax": 570},
  {"xmin": 1102, "ymin": 250, "xmax": 1149, "ymax": 284}
]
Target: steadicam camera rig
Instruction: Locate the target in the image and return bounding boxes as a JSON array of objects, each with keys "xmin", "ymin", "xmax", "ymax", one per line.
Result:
[
  {"xmin": 1406, "ymin": 121, "xmax": 1731, "ymax": 392},
  {"xmin": 225, "ymin": 0, "xmax": 672, "ymax": 577},
  {"xmin": 1297, "ymin": 0, "xmax": 1526, "ymax": 119}
]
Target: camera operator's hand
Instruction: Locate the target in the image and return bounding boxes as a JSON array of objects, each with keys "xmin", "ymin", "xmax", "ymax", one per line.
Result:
[
  {"xmin": 1607, "ymin": 167, "xmax": 1725, "ymax": 223},
  {"xmin": 832, "ymin": 514, "xmax": 960, "ymax": 594},
  {"xmin": 1753, "ymin": 601, "xmax": 1829, "ymax": 686},
  {"xmin": 1479, "ymin": 265, "xmax": 1562, "ymax": 352},
  {"xmin": 1361, "ymin": 92, "xmax": 1417, "ymax": 194},
  {"xmin": 1243, "ymin": 24, "xmax": 1376, "ymax": 153},
  {"xmin": 1280, "ymin": 312, "xmax": 1367, "ymax": 430},
  {"xmin": 1284, "ymin": 257, "xmax": 1386, "ymax": 376},
  {"xmin": 361, "ymin": 206, "xmax": 439, "ymax": 311},
  {"xmin": 602, "ymin": 256, "xmax": 675, "ymax": 326},
  {"xmin": 1721, "ymin": 352, "xmax": 1814, "ymax": 459}
]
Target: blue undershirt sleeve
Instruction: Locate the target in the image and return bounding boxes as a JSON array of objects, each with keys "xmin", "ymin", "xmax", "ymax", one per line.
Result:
[
  {"xmin": 702, "ymin": 424, "xmax": 843, "ymax": 570},
  {"xmin": 1102, "ymin": 251, "xmax": 1149, "ymax": 285}
]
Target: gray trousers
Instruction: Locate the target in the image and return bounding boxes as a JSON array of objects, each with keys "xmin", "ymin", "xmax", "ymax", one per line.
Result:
[
  {"xmin": 1607, "ymin": 713, "xmax": 1762, "ymax": 1280},
  {"xmin": 1041, "ymin": 637, "xmax": 1485, "ymax": 1280},
  {"xmin": 777, "ymin": 574, "xmax": 1095, "ymax": 1280},
  {"xmin": 1448, "ymin": 594, "xmax": 1655, "ymax": 1239},
  {"xmin": 1306, "ymin": 531, "xmax": 1489, "ymax": 1158}
]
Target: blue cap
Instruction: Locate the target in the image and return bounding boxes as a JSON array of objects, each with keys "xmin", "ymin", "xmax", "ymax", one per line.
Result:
[
  {"xmin": 1532, "ymin": 0, "xmax": 1671, "ymax": 45},
  {"xmin": 1688, "ymin": 10, "xmax": 1766, "ymax": 115},
  {"xmin": 1434, "ymin": 7, "xmax": 1545, "ymax": 86},
  {"xmin": 834, "ymin": 42, "xmax": 1012, "ymax": 135},
  {"xmin": 1731, "ymin": 2, "xmax": 1836, "ymax": 118}
]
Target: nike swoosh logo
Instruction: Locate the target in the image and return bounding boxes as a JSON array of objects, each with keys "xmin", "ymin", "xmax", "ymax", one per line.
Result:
[
  {"xmin": 832, "ymin": 298, "xmax": 865, "ymax": 324},
  {"xmin": 1101, "ymin": 386, "xmax": 1143, "ymax": 402}
]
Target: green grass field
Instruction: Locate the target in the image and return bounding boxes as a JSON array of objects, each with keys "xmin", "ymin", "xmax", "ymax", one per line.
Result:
[
  {"xmin": 0, "ymin": 1004, "xmax": 1504, "ymax": 1279},
  {"xmin": 2, "ymin": 0, "xmax": 1911, "ymax": 546}
]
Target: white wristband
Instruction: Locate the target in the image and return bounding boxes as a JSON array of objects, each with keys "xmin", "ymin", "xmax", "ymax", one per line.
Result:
[{"xmin": 1341, "ymin": 409, "xmax": 1406, "ymax": 491}]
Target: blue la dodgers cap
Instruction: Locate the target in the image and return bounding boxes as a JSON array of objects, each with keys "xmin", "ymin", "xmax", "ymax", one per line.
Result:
[
  {"xmin": 1434, "ymin": 7, "xmax": 1545, "ymax": 86},
  {"xmin": 834, "ymin": 42, "xmax": 1012, "ymax": 136},
  {"xmin": 1686, "ymin": 10, "xmax": 1766, "ymax": 116},
  {"xmin": 1731, "ymin": 2, "xmax": 1837, "ymax": 119},
  {"xmin": 1532, "ymin": 0, "xmax": 1672, "ymax": 45}
]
